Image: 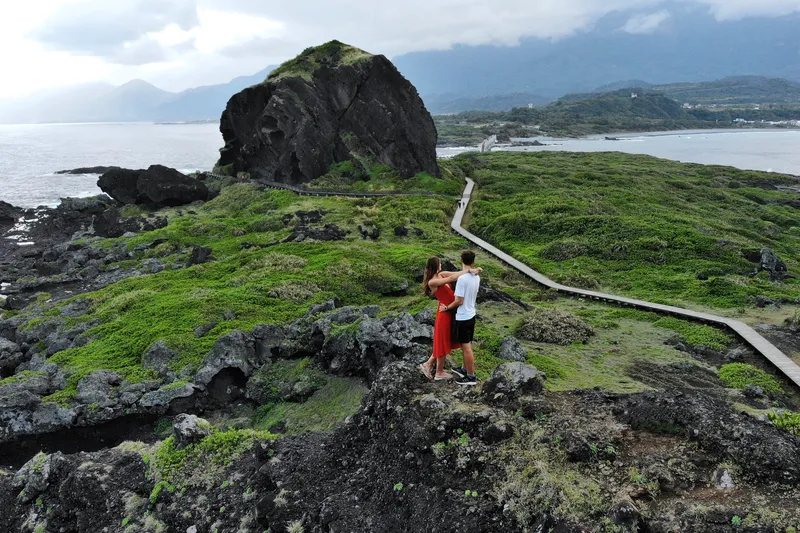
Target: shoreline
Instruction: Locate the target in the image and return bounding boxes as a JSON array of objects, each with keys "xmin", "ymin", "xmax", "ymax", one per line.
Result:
[{"xmin": 511, "ymin": 126, "xmax": 800, "ymax": 143}]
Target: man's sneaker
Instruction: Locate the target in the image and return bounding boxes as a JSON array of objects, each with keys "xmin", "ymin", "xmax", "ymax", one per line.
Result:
[
  {"xmin": 455, "ymin": 374, "xmax": 478, "ymax": 386},
  {"xmin": 452, "ymin": 366, "xmax": 468, "ymax": 378}
]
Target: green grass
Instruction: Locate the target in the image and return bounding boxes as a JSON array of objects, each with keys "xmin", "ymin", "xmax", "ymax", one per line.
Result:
[
  {"xmin": 153, "ymin": 428, "xmax": 274, "ymax": 489},
  {"xmin": 460, "ymin": 151, "xmax": 800, "ymax": 309},
  {"xmin": 39, "ymin": 184, "xmax": 466, "ymax": 404},
  {"xmin": 719, "ymin": 363, "xmax": 783, "ymax": 394},
  {"xmin": 307, "ymin": 160, "xmax": 464, "ymax": 195},
  {"xmin": 253, "ymin": 376, "xmax": 367, "ymax": 434},
  {"xmin": 268, "ymin": 40, "xmax": 372, "ymax": 81},
  {"xmin": 0, "ymin": 370, "xmax": 45, "ymax": 386}
]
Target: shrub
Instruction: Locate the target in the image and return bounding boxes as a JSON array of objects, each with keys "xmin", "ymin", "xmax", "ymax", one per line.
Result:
[
  {"xmin": 653, "ymin": 317, "xmax": 731, "ymax": 351},
  {"xmin": 248, "ymin": 216, "xmax": 284, "ymax": 233},
  {"xmin": 268, "ymin": 281, "xmax": 319, "ymax": 302},
  {"xmin": 153, "ymin": 429, "xmax": 273, "ymax": 489},
  {"xmin": 718, "ymin": 363, "xmax": 783, "ymax": 395},
  {"xmin": 516, "ymin": 308, "xmax": 594, "ymax": 345},
  {"xmin": 768, "ymin": 410, "xmax": 800, "ymax": 435},
  {"xmin": 540, "ymin": 241, "xmax": 588, "ymax": 262},
  {"xmin": 256, "ymin": 253, "xmax": 308, "ymax": 271}
]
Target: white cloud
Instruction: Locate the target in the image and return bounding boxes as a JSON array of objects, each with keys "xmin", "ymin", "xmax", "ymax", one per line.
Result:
[
  {"xmin": 31, "ymin": 0, "xmax": 199, "ymax": 58},
  {"xmin": 695, "ymin": 0, "xmax": 800, "ymax": 21},
  {"xmin": 1, "ymin": 0, "xmax": 800, "ymax": 99},
  {"xmin": 621, "ymin": 10, "xmax": 672, "ymax": 33}
]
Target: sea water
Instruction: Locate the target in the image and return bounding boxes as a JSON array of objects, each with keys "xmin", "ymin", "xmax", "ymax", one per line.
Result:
[{"xmin": 0, "ymin": 123, "xmax": 798, "ymax": 208}]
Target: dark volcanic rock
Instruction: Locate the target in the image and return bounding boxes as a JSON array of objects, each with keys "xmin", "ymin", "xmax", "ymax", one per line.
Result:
[
  {"xmin": 746, "ymin": 247, "xmax": 790, "ymax": 281},
  {"xmin": 217, "ymin": 41, "xmax": 439, "ymax": 185},
  {"xmin": 96, "ymin": 168, "xmax": 143, "ymax": 205},
  {"xmin": 0, "ymin": 200, "xmax": 22, "ymax": 230},
  {"xmin": 187, "ymin": 246, "xmax": 214, "ymax": 266},
  {"xmin": 498, "ymin": 336, "xmax": 527, "ymax": 362},
  {"xmin": 619, "ymin": 390, "xmax": 800, "ymax": 484},
  {"xmin": 137, "ymin": 165, "xmax": 209, "ymax": 207},
  {"xmin": 97, "ymin": 165, "xmax": 208, "ymax": 207},
  {"xmin": 56, "ymin": 166, "xmax": 120, "ymax": 175}
]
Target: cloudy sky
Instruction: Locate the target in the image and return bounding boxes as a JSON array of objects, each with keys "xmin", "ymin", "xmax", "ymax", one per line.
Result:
[{"xmin": 2, "ymin": 0, "xmax": 800, "ymax": 99}]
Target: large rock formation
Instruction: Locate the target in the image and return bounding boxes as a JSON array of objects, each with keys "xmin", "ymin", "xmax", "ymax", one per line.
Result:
[
  {"xmin": 216, "ymin": 41, "xmax": 440, "ymax": 184},
  {"xmin": 97, "ymin": 165, "xmax": 209, "ymax": 207}
]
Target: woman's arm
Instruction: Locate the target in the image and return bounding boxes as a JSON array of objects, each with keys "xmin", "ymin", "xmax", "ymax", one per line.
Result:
[{"xmin": 428, "ymin": 268, "xmax": 482, "ymax": 289}]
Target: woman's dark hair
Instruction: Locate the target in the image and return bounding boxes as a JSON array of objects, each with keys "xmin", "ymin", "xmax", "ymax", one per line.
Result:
[{"xmin": 423, "ymin": 256, "xmax": 440, "ymax": 297}]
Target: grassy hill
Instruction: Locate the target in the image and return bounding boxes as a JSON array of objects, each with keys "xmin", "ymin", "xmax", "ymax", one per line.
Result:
[
  {"xmin": 652, "ymin": 76, "xmax": 800, "ymax": 105},
  {"xmin": 459, "ymin": 151, "xmax": 800, "ymax": 310},
  {"xmin": 435, "ymin": 88, "xmax": 800, "ymax": 143}
]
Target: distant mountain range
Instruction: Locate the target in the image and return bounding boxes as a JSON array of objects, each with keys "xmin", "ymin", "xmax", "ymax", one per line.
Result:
[
  {"xmin": 4, "ymin": 4, "xmax": 800, "ymax": 123},
  {"xmin": 394, "ymin": 7, "xmax": 800, "ymax": 111},
  {"xmin": 0, "ymin": 67, "xmax": 274, "ymax": 124},
  {"xmin": 560, "ymin": 76, "xmax": 800, "ymax": 105}
]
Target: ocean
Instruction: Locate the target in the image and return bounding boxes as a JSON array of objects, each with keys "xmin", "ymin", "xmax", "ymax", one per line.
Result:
[{"xmin": 0, "ymin": 123, "xmax": 798, "ymax": 208}]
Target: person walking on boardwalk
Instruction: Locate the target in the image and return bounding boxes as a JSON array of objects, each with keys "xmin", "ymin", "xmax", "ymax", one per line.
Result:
[
  {"xmin": 420, "ymin": 256, "xmax": 482, "ymax": 381},
  {"xmin": 440, "ymin": 250, "xmax": 481, "ymax": 386}
]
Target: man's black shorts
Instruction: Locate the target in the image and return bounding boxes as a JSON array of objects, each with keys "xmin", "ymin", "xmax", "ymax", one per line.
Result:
[{"xmin": 453, "ymin": 317, "xmax": 476, "ymax": 344}]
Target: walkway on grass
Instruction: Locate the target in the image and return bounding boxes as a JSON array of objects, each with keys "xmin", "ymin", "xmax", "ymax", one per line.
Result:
[
  {"xmin": 220, "ymin": 172, "xmax": 800, "ymax": 388},
  {"xmin": 452, "ymin": 178, "xmax": 800, "ymax": 389}
]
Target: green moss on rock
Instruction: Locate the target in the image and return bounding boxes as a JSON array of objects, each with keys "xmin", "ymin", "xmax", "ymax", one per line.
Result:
[{"xmin": 268, "ymin": 40, "xmax": 372, "ymax": 81}]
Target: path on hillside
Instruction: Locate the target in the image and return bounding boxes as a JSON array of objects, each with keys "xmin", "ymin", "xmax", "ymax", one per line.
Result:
[
  {"xmin": 233, "ymin": 173, "xmax": 800, "ymax": 388},
  {"xmin": 453, "ymin": 177, "xmax": 800, "ymax": 389}
]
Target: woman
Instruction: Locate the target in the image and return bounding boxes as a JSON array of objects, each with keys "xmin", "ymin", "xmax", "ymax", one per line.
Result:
[{"xmin": 420, "ymin": 256, "xmax": 481, "ymax": 380}]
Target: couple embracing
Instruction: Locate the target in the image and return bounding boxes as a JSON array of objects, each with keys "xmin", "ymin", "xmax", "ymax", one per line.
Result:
[{"xmin": 420, "ymin": 250, "xmax": 481, "ymax": 386}]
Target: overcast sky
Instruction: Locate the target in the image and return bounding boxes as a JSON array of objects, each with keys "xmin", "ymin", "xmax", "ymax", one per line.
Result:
[{"xmin": 1, "ymin": 0, "xmax": 800, "ymax": 99}]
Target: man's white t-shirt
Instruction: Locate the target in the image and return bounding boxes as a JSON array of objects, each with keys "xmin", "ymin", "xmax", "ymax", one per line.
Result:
[{"xmin": 454, "ymin": 273, "xmax": 480, "ymax": 321}]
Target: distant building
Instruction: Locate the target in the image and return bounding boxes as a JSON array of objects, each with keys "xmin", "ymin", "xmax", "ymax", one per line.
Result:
[
  {"xmin": 527, "ymin": 103, "xmax": 534, "ymax": 109},
  {"xmin": 631, "ymin": 93, "xmax": 638, "ymax": 99}
]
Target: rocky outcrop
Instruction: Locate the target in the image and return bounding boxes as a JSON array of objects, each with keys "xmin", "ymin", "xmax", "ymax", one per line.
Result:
[
  {"xmin": 0, "ymin": 303, "xmax": 432, "ymax": 447},
  {"xmin": 746, "ymin": 247, "xmax": 791, "ymax": 281},
  {"xmin": 0, "ymin": 201, "xmax": 21, "ymax": 231},
  {"xmin": 56, "ymin": 166, "xmax": 119, "ymax": 175},
  {"xmin": 217, "ymin": 41, "xmax": 439, "ymax": 184},
  {"xmin": 483, "ymin": 362, "xmax": 545, "ymax": 400},
  {"xmin": 498, "ymin": 336, "xmax": 527, "ymax": 362},
  {"xmin": 97, "ymin": 165, "xmax": 209, "ymax": 207},
  {"xmin": 619, "ymin": 390, "xmax": 800, "ymax": 484}
]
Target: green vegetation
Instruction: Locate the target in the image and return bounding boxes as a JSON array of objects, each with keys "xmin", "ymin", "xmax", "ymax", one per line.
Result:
[
  {"xmin": 719, "ymin": 363, "xmax": 783, "ymax": 395},
  {"xmin": 435, "ymin": 88, "xmax": 800, "ymax": 143},
  {"xmin": 153, "ymin": 429, "xmax": 274, "ymax": 489},
  {"xmin": 497, "ymin": 426, "xmax": 614, "ymax": 529},
  {"xmin": 651, "ymin": 317, "xmax": 731, "ymax": 351},
  {"xmin": 651, "ymin": 76, "xmax": 800, "ymax": 106},
  {"xmin": 768, "ymin": 410, "xmax": 800, "ymax": 435},
  {"xmin": 254, "ymin": 376, "xmax": 367, "ymax": 434},
  {"xmin": 0, "ymin": 370, "xmax": 45, "ymax": 386},
  {"xmin": 40, "ymin": 182, "xmax": 466, "ymax": 404},
  {"xmin": 515, "ymin": 307, "xmax": 594, "ymax": 345},
  {"xmin": 268, "ymin": 40, "xmax": 372, "ymax": 81},
  {"xmin": 308, "ymin": 164, "xmax": 462, "ymax": 196},
  {"xmin": 460, "ymin": 151, "xmax": 800, "ymax": 309}
]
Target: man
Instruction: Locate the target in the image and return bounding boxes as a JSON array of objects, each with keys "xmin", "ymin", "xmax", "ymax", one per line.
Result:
[{"xmin": 439, "ymin": 250, "xmax": 480, "ymax": 386}]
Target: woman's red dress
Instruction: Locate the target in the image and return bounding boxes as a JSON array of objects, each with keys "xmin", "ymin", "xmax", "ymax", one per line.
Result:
[{"xmin": 433, "ymin": 283, "xmax": 461, "ymax": 358}]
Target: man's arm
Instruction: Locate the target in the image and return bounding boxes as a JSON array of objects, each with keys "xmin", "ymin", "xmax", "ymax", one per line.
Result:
[
  {"xmin": 440, "ymin": 296, "xmax": 463, "ymax": 313},
  {"xmin": 440, "ymin": 276, "xmax": 467, "ymax": 313}
]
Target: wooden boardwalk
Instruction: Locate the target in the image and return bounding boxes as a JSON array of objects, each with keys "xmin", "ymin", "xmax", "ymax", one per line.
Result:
[{"xmin": 452, "ymin": 178, "xmax": 800, "ymax": 389}]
